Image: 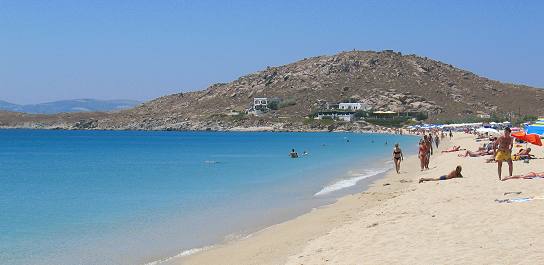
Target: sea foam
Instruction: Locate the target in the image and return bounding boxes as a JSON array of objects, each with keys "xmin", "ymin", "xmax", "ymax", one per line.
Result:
[
  {"xmin": 144, "ymin": 246, "xmax": 212, "ymax": 265},
  {"xmin": 314, "ymin": 168, "xmax": 390, "ymax": 196}
]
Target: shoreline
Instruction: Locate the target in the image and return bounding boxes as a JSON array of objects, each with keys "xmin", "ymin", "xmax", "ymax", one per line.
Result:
[
  {"xmin": 161, "ymin": 140, "xmax": 427, "ymax": 265},
  {"xmin": 147, "ymin": 167, "xmax": 396, "ymax": 265},
  {"xmin": 139, "ymin": 136, "xmax": 418, "ymax": 265},
  {"xmin": 3, "ymin": 130, "xmax": 416, "ymax": 265},
  {"xmin": 0, "ymin": 126, "xmax": 398, "ymax": 134},
  {"xmin": 0, "ymin": 127, "xmax": 410, "ymax": 137},
  {"xmin": 168, "ymin": 132, "xmax": 544, "ymax": 264}
]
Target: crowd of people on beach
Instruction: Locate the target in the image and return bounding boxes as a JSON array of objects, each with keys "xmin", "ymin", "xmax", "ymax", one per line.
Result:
[
  {"xmin": 412, "ymin": 126, "xmax": 540, "ymax": 182},
  {"xmin": 386, "ymin": 123, "xmax": 541, "ymax": 184},
  {"xmin": 417, "ymin": 133, "xmax": 439, "ymax": 171},
  {"xmin": 288, "ymin": 125, "xmax": 538, "ymax": 184}
]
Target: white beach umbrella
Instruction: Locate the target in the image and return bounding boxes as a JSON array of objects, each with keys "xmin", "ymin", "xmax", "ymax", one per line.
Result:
[{"xmin": 476, "ymin": 127, "xmax": 500, "ymax": 135}]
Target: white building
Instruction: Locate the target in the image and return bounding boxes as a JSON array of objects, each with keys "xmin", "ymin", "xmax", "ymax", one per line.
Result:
[
  {"xmin": 338, "ymin": 102, "xmax": 368, "ymax": 111},
  {"xmin": 253, "ymin": 98, "xmax": 268, "ymax": 110},
  {"xmin": 316, "ymin": 111, "xmax": 355, "ymax": 122},
  {"xmin": 247, "ymin": 97, "xmax": 269, "ymax": 116}
]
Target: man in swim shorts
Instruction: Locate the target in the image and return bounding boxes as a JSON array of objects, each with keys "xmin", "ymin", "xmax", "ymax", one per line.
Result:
[
  {"xmin": 419, "ymin": 165, "xmax": 463, "ymax": 183},
  {"xmin": 494, "ymin": 127, "xmax": 513, "ymax": 180}
]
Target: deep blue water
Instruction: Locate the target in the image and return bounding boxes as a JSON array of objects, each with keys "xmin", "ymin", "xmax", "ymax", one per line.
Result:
[{"xmin": 0, "ymin": 130, "xmax": 417, "ymax": 265}]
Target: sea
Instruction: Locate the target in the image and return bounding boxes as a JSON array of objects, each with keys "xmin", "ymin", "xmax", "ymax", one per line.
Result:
[{"xmin": 0, "ymin": 130, "xmax": 418, "ymax": 265}]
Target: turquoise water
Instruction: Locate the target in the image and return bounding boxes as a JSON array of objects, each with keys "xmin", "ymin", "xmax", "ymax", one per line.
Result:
[{"xmin": 0, "ymin": 130, "xmax": 417, "ymax": 265}]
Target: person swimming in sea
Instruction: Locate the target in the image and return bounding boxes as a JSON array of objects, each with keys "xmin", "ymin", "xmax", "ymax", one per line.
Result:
[
  {"xmin": 419, "ymin": 165, "xmax": 463, "ymax": 183},
  {"xmin": 289, "ymin": 148, "xmax": 299, "ymax": 158}
]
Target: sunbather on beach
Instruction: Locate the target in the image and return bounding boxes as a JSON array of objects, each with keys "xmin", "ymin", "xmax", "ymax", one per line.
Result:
[
  {"xmin": 494, "ymin": 127, "xmax": 513, "ymax": 180},
  {"xmin": 419, "ymin": 165, "xmax": 463, "ymax": 183},
  {"xmin": 512, "ymin": 148, "xmax": 534, "ymax": 160},
  {"xmin": 502, "ymin": 171, "xmax": 544, "ymax": 181},
  {"xmin": 441, "ymin": 145, "xmax": 461, "ymax": 153},
  {"xmin": 477, "ymin": 142, "xmax": 494, "ymax": 152},
  {"xmin": 458, "ymin": 150, "xmax": 493, "ymax": 157},
  {"xmin": 514, "ymin": 148, "xmax": 526, "ymax": 155}
]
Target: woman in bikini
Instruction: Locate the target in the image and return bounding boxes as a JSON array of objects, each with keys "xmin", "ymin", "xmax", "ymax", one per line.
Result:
[
  {"xmin": 418, "ymin": 139, "xmax": 427, "ymax": 171},
  {"xmin": 393, "ymin": 143, "xmax": 404, "ymax": 174}
]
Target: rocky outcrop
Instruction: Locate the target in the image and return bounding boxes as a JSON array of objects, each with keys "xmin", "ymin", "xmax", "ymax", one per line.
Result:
[{"xmin": 73, "ymin": 119, "xmax": 98, "ymax": 129}]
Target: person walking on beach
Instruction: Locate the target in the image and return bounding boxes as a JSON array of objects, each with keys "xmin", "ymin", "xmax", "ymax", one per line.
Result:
[
  {"xmin": 427, "ymin": 134, "xmax": 434, "ymax": 155},
  {"xmin": 494, "ymin": 127, "xmax": 513, "ymax": 180},
  {"xmin": 418, "ymin": 140, "xmax": 427, "ymax": 171},
  {"xmin": 426, "ymin": 140, "xmax": 431, "ymax": 169},
  {"xmin": 423, "ymin": 135, "xmax": 431, "ymax": 169},
  {"xmin": 393, "ymin": 143, "xmax": 404, "ymax": 174},
  {"xmin": 449, "ymin": 130, "xmax": 453, "ymax": 139},
  {"xmin": 435, "ymin": 135, "xmax": 440, "ymax": 149},
  {"xmin": 419, "ymin": 165, "xmax": 463, "ymax": 183}
]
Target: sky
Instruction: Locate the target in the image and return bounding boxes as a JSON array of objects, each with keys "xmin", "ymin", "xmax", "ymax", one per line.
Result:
[{"xmin": 1, "ymin": 0, "xmax": 543, "ymax": 104}]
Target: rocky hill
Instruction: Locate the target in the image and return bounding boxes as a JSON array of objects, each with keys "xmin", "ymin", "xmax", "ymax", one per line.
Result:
[{"xmin": 1, "ymin": 50, "xmax": 543, "ymax": 131}]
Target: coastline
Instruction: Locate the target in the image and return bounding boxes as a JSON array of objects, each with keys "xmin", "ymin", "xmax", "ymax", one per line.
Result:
[
  {"xmin": 0, "ymin": 126, "xmax": 396, "ymax": 134},
  {"xmin": 160, "ymin": 139, "xmax": 425, "ymax": 265},
  {"xmin": 166, "ymin": 132, "xmax": 544, "ymax": 264},
  {"xmin": 2, "ymin": 129, "xmax": 415, "ymax": 265}
]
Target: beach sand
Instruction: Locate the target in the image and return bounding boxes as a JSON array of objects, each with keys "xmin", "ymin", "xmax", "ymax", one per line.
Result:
[{"xmin": 169, "ymin": 133, "xmax": 544, "ymax": 265}]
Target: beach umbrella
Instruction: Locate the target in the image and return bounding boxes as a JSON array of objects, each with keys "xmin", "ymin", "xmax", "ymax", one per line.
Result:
[
  {"xmin": 476, "ymin": 127, "xmax": 500, "ymax": 135},
  {"xmin": 511, "ymin": 132, "xmax": 542, "ymax": 146}
]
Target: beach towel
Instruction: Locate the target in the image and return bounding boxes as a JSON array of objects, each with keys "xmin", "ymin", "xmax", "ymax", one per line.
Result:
[{"xmin": 495, "ymin": 196, "xmax": 544, "ymax": 203}]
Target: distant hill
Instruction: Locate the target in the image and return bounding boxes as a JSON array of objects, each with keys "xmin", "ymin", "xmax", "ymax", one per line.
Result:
[
  {"xmin": 0, "ymin": 99, "xmax": 141, "ymax": 114},
  {"xmin": 1, "ymin": 50, "xmax": 543, "ymax": 131},
  {"xmin": 97, "ymin": 50, "xmax": 544, "ymax": 130}
]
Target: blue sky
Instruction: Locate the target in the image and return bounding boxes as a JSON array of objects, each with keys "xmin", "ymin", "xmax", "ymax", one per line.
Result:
[{"xmin": 1, "ymin": 0, "xmax": 543, "ymax": 104}]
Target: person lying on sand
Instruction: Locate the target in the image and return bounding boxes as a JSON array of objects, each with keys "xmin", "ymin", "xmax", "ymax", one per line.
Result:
[
  {"xmin": 441, "ymin": 146, "xmax": 463, "ymax": 153},
  {"xmin": 475, "ymin": 133, "xmax": 489, "ymax": 140},
  {"xmin": 477, "ymin": 142, "xmax": 494, "ymax": 152},
  {"xmin": 502, "ymin": 171, "xmax": 544, "ymax": 181},
  {"xmin": 419, "ymin": 165, "xmax": 463, "ymax": 183},
  {"xmin": 512, "ymin": 148, "xmax": 534, "ymax": 160},
  {"xmin": 458, "ymin": 149, "xmax": 494, "ymax": 157}
]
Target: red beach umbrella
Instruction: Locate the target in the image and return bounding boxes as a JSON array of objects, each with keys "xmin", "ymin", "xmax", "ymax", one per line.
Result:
[{"xmin": 511, "ymin": 132, "xmax": 543, "ymax": 146}]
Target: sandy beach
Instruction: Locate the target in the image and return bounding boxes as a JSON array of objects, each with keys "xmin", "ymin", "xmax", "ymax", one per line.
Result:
[{"xmin": 169, "ymin": 132, "xmax": 544, "ymax": 265}]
